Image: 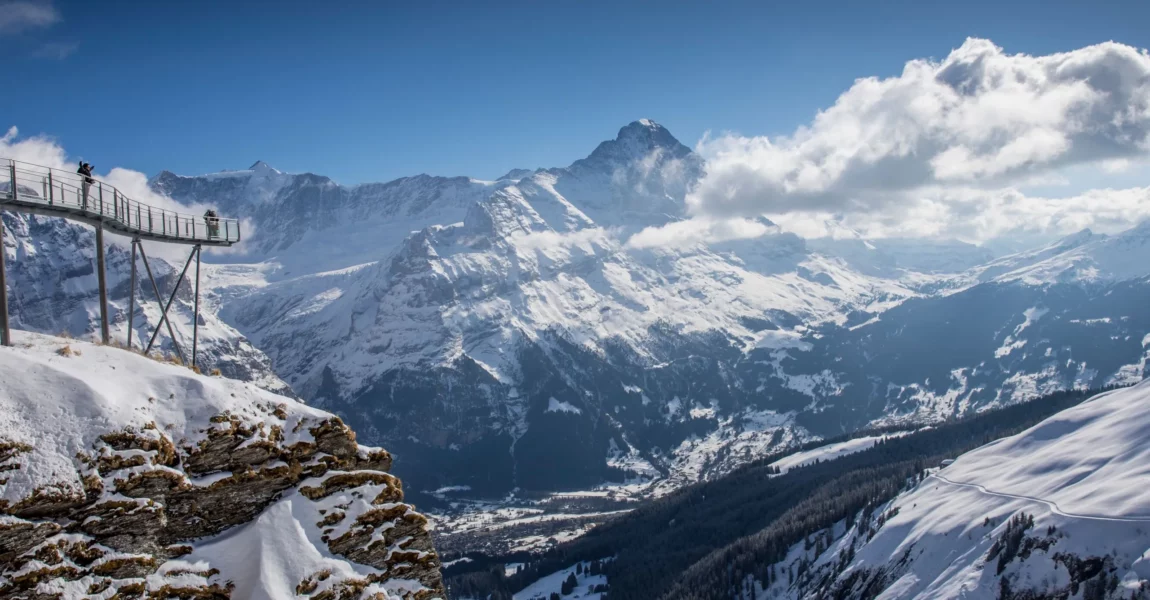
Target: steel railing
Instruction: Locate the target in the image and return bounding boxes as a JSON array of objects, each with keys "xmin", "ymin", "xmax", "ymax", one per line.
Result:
[{"xmin": 1, "ymin": 158, "xmax": 240, "ymax": 245}]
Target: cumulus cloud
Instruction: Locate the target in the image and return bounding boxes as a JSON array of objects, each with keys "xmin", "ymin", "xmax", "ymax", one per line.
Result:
[
  {"xmin": 768, "ymin": 185, "xmax": 1150, "ymax": 242},
  {"xmin": 678, "ymin": 38, "xmax": 1150, "ymax": 243},
  {"xmin": 0, "ymin": 1, "xmax": 59, "ymax": 35}
]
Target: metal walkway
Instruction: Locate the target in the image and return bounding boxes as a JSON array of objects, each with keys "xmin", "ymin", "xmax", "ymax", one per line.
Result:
[
  {"xmin": 0, "ymin": 157, "xmax": 242, "ymax": 366},
  {"xmin": 1, "ymin": 158, "xmax": 240, "ymax": 245}
]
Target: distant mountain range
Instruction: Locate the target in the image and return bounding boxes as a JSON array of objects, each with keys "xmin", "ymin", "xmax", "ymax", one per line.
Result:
[{"xmin": 6, "ymin": 119, "xmax": 1150, "ymax": 499}]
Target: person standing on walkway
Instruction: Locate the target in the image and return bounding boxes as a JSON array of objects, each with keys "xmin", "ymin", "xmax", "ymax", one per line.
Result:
[
  {"xmin": 203, "ymin": 208, "xmax": 219, "ymax": 239},
  {"xmin": 77, "ymin": 162, "xmax": 94, "ymax": 209}
]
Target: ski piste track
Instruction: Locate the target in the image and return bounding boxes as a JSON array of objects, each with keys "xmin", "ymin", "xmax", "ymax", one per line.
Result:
[{"xmin": 929, "ymin": 473, "xmax": 1150, "ymax": 523}]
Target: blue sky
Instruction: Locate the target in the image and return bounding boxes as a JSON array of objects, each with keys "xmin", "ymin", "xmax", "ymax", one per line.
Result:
[{"xmin": 3, "ymin": 0, "xmax": 1149, "ymax": 184}]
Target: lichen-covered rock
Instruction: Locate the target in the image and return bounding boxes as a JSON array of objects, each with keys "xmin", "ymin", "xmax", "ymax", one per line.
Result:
[{"xmin": 0, "ymin": 332, "xmax": 443, "ymax": 599}]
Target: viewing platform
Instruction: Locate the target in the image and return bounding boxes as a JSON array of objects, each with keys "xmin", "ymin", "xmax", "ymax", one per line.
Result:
[
  {"xmin": 0, "ymin": 157, "xmax": 238, "ymax": 362},
  {"xmin": 1, "ymin": 158, "xmax": 240, "ymax": 246}
]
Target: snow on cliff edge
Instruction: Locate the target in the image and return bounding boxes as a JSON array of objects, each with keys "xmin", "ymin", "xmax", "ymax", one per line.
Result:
[{"xmin": 0, "ymin": 330, "xmax": 444, "ymax": 599}]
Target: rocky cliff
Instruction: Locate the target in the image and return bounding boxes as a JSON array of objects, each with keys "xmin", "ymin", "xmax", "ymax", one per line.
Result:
[{"xmin": 0, "ymin": 331, "xmax": 443, "ymax": 599}]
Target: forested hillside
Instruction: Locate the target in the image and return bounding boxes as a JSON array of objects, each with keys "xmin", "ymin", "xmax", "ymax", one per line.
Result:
[{"xmin": 445, "ymin": 387, "xmax": 1105, "ymax": 599}]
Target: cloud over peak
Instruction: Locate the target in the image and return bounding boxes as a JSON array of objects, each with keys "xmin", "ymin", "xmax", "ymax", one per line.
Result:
[{"xmin": 687, "ymin": 38, "xmax": 1150, "ymax": 226}]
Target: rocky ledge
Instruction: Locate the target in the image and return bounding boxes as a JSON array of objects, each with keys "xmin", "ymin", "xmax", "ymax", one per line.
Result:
[{"xmin": 0, "ymin": 332, "xmax": 443, "ymax": 599}]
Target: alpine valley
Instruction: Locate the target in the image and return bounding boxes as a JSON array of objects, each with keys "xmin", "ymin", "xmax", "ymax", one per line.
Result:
[{"xmin": 7, "ymin": 120, "xmax": 1150, "ymax": 510}]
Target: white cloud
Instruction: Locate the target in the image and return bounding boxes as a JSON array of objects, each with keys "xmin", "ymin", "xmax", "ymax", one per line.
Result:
[
  {"xmin": 626, "ymin": 217, "xmax": 773, "ymax": 250},
  {"xmin": 0, "ymin": 1, "xmax": 59, "ymax": 35},
  {"xmin": 683, "ymin": 38, "xmax": 1150, "ymax": 242},
  {"xmin": 766, "ymin": 185, "xmax": 1150, "ymax": 242},
  {"xmin": 514, "ymin": 227, "xmax": 615, "ymax": 253}
]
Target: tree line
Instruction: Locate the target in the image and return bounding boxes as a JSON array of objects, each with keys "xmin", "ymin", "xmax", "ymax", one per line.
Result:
[{"xmin": 446, "ymin": 386, "xmax": 1110, "ymax": 600}]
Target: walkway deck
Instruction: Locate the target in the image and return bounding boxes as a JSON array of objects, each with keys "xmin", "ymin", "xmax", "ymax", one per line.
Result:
[{"xmin": 2, "ymin": 158, "xmax": 240, "ymax": 246}]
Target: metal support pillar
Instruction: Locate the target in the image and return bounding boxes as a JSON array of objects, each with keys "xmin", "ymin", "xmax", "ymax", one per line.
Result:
[
  {"xmin": 127, "ymin": 239, "xmax": 138, "ymax": 349},
  {"xmin": 0, "ymin": 209, "xmax": 9, "ymax": 347},
  {"xmin": 192, "ymin": 245, "xmax": 201, "ymax": 369},
  {"xmin": 95, "ymin": 223, "xmax": 109, "ymax": 345},
  {"xmin": 137, "ymin": 242, "xmax": 185, "ymax": 362},
  {"xmin": 2, "ymin": 163, "xmax": 12, "ymax": 346},
  {"xmin": 144, "ymin": 246, "xmax": 196, "ymax": 359}
]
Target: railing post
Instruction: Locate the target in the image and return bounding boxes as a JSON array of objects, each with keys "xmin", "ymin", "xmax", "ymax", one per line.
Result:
[
  {"xmin": 148, "ymin": 207, "xmax": 153, "ymax": 232},
  {"xmin": 47, "ymin": 171, "xmax": 53, "ymax": 205},
  {"xmin": 8, "ymin": 162, "xmax": 16, "ymax": 202},
  {"xmin": 98, "ymin": 183, "xmax": 104, "ymax": 216}
]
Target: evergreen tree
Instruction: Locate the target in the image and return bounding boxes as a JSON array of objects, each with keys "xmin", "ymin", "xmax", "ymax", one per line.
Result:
[{"xmin": 562, "ymin": 572, "xmax": 578, "ymax": 595}]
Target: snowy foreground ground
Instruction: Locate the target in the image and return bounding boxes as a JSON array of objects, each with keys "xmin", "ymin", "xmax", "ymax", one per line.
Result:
[{"xmin": 0, "ymin": 331, "xmax": 443, "ymax": 599}]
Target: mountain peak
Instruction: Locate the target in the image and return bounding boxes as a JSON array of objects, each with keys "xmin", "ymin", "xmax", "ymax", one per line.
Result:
[
  {"xmin": 575, "ymin": 119, "xmax": 693, "ymax": 170},
  {"xmin": 614, "ymin": 119, "xmax": 684, "ymax": 150},
  {"xmin": 249, "ymin": 160, "xmax": 276, "ymax": 172}
]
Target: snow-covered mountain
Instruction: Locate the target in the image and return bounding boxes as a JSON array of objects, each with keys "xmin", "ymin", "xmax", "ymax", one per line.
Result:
[
  {"xmin": 0, "ymin": 331, "xmax": 443, "ymax": 598},
  {"xmin": 135, "ymin": 120, "xmax": 1150, "ymax": 499},
  {"xmin": 752, "ymin": 380, "xmax": 1150, "ymax": 599},
  {"xmin": 10, "ymin": 119, "xmax": 1150, "ymax": 501},
  {"xmin": 147, "ymin": 121, "xmax": 927, "ymax": 496}
]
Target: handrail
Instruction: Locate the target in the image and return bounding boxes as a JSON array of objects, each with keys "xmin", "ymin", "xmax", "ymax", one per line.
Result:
[{"xmin": 0, "ymin": 157, "xmax": 240, "ymax": 246}]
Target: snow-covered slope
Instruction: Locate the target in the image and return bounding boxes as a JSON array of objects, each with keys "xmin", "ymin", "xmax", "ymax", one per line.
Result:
[
  {"xmin": 0, "ymin": 331, "xmax": 444, "ymax": 598},
  {"xmin": 763, "ymin": 382, "xmax": 1150, "ymax": 599},
  {"xmin": 955, "ymin": 222, "xmax": 1150, "ymax": 286}
]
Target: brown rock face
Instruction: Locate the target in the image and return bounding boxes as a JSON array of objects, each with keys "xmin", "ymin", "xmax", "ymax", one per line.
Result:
[{"xmin": 0, "ymin": 414, "xmax": 443, "ymax": 599}]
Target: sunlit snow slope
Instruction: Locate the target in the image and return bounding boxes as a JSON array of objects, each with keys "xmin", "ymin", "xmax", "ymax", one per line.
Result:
[{"xmin": 820, "ymin": 382, "xmax": 1150, "ymax": 599}]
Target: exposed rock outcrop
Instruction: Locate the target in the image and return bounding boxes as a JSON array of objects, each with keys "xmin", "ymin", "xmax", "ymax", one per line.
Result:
[{"xmin": 0, "ymin": 332, "xmax": 443, "ymax": 599}]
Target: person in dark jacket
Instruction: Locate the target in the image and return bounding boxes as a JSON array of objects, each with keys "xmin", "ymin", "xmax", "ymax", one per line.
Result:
[
  {"xmin": 77, "ymin": 162, "xmax": 94, "ymax": 209},
  {"xmin": 203, "ymin": 209, "xmax": 220, "ymax": 239}
]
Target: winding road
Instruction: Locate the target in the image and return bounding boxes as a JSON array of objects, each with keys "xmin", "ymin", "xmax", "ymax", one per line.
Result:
[{"xmin": 929, "ymin": 473, "xmax": 1150, "ymax": 523}]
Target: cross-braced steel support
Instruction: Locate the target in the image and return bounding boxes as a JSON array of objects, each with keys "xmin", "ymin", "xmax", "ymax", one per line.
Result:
[
  {"xmin": 140, "ymin": 243, "xmax": 199, "ymax": 364},
  {"xmin": 136, "ymin": 240, "xmax": 184, "ymax": 360}
]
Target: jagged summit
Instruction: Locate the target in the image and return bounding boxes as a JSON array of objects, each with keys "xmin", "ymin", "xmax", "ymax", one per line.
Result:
[
  {"xmin": 249, "ymin": 159, "xmax": 276, "ymax": 172},
  {"xmin": 575, "ymin": 119, "xmax": 693, "ymax": 169}
]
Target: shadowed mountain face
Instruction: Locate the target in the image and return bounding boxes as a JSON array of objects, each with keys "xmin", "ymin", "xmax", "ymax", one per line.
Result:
[{"xmin": 135, "ymin": 121, "xmax": 1150, "ymax": 498}]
